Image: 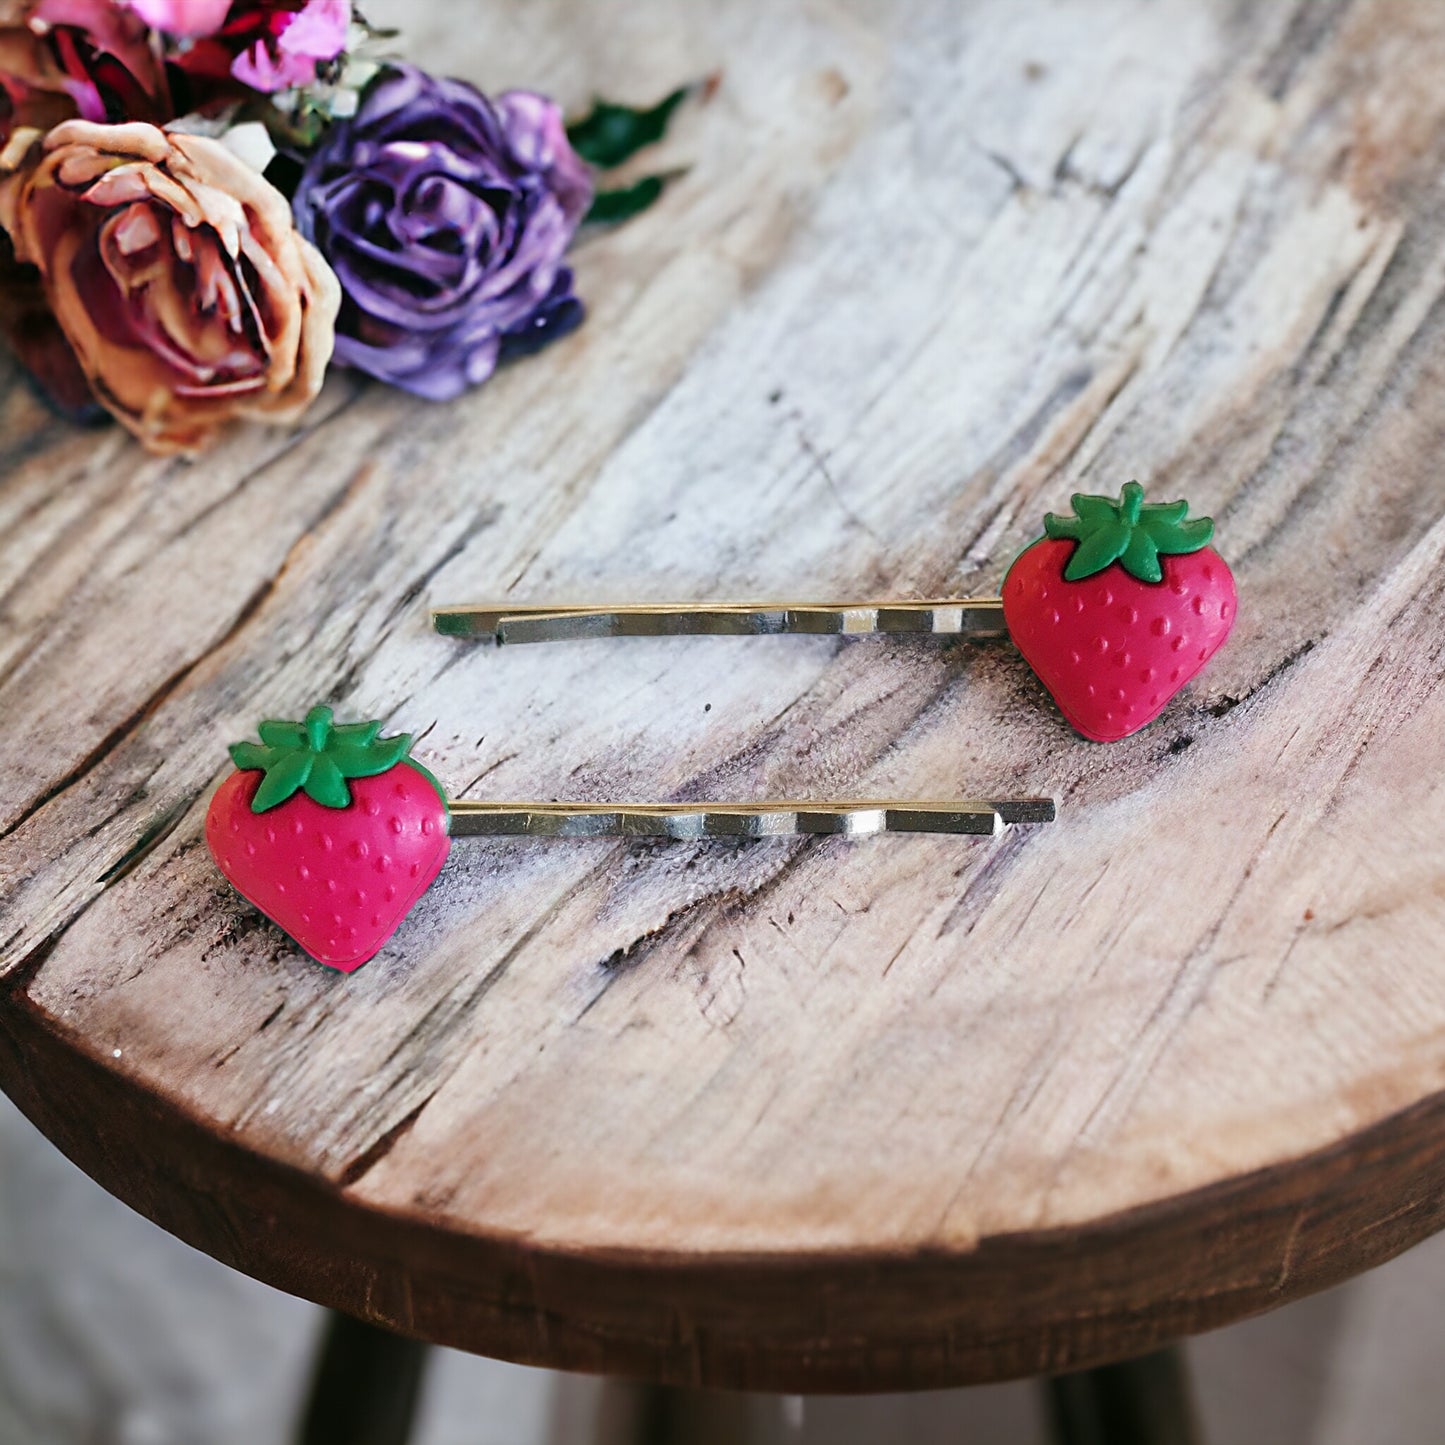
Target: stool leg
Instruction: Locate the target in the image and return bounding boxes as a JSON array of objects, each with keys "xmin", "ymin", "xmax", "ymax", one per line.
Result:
[
  {"xmin": 1045, "ymin": 1346, "xmax": 1201, "ymax": 1445},
  {"xmin": 634, "ymin": 1384, "xmax": 684, "ymax": 1445},
  {"xmin": 626, "ymin": 1384, "xmax": 781, "ymax": 1445},
  {"xmin": 294, "ymin": 1310, "xmax": 430, "ymax": 1445}
]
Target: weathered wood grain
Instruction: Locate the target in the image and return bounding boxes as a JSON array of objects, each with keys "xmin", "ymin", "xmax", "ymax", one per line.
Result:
[{"xmin": 1, "ymin": 0, "xmax": 1444, "ymax": 1393}]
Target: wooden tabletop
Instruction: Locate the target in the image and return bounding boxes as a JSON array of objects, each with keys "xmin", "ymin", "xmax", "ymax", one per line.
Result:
[{"xmin": 3, "ymin": 0, "xmax": 1445, "ymax": 1396}]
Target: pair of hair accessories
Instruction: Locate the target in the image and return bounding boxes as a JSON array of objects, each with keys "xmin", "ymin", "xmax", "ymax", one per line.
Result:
[{"xmin": 207, "ymin": 485, "xmax": 1235, "ymax": 971}]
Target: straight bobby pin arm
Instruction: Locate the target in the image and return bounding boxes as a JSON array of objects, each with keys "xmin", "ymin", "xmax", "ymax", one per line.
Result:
[
  {"xmin": 445, "ymin": 798, "xmax": 1055, "ymax": 840},
  {"xmin": 432, "ymin": 599, "xmax": 1010, "ymax": 644}
]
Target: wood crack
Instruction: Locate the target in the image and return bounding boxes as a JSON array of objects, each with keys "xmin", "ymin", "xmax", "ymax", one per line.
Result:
[
  {"xmin": 338, "ymin": 1089, "xmax": 440, "ymax": 1188},
  {"xmin": 0, "ymin": 654, "xmax": 199, "ymax": 843}
]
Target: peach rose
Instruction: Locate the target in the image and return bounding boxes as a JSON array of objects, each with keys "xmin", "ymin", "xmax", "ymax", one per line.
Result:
[{"xmin": 0, "ymin": 119, "xmax": 340, "ymax": 453}]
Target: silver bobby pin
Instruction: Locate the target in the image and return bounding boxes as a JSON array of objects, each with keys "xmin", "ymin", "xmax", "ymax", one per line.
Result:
[
  {"xmin": 207, "ymin": 707, "xmax": 1059, "ymax": 973},
  {"xmin": 446, "ymin": 797, "xmax": 1055, "ymax": 839},
  {"xmin": 432, "ymin": 599, "xmax": 1009, "ymax": 645}
]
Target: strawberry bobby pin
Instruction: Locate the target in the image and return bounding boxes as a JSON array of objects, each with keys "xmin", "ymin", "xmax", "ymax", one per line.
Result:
[
  {"xmin": 433, "ymin": 483, "xmax": 1238, "ymax": 744},
  {"xmin": 206, "ymin": 707, "xmax": 1056, "ymax": 972}
]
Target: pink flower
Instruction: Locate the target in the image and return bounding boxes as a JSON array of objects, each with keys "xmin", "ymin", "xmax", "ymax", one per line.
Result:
[
  {"xmin": 0, "ymin": 0, "xmax": 172, "ymax": 139},
  {"xmin": 230, "ymin": 0, "xmax": 347, "ymax": 92},
  {"xmin": 120, "ymin": 0, "xmax": 232, "ymax": 38}
]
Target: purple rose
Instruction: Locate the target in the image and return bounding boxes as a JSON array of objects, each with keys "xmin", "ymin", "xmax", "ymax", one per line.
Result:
[{"xmin": 292, "ymin": 64, "xmax": 593, "ymax": 401}]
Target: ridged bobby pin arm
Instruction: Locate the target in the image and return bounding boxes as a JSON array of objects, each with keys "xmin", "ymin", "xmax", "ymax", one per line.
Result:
[
  {"xmin": 209, "ymin": 705, "xmax": 1058, "ymax": 972},
  {"xmin": 444, "ymin": 798, "xmax": 1056, "ymax": 839},
  {"xmin": 431, "ymin": 599, "xmax": 1010, "ymax": 645}
]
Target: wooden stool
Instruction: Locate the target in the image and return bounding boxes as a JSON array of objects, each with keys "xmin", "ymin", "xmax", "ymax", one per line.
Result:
[{"xmin": 2, "ymin": 0, "xmax": 1443, "ymax": 1439}]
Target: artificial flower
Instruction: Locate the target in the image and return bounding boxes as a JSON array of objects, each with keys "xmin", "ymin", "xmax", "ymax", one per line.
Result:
[
  {"xmin": 0, "ymin": 118, "xmax": 339, "ymax": 452},
  {"xmin": 0, "ymin": 0, "xmax": 171, "ymax": 140},
  {"xmin": 174, "ymin": 0, "xmax": 349, "ymax": 96},
  {"xmin": 233, "ymin": 0, "xmax": 346, "ymax": 91},
  {"xmin": 292, "ymin": 64, "xmax": 591, "ymax": 401},
  {"xmin": 121, "ymin": 0, "xmax": 232, "ymax": 37},
  {"xmin": 0, "ymin": 225, "xmax": 98, "ymax": 419}
]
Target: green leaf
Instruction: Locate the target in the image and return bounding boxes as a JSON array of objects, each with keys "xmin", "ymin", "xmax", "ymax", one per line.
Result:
[
  {"xmin": 258, "ymin": 720, "xmax": 307, "ymax": 750},
  {"xmin": 252, "ymin": 750, "xmax": 314, "ymax": 813},
  {"xmin": 229, "ymin": 707, "xmax": 426, "ymax": 814},
  {"xmin": 1042, "ymin": 484, "xmax": 1216, "ymax": 583},
  {"xmin": 304, "ymin": 754, "xmax": 352, "ymax": 809},
  {"xmin": 585, "ymin": 175, "xmax": 669, "ymax": 225},
  {"xmin": 330, "ymin": 719, "xmax": 382, "ymax": 747},
  {"xmin": 1121, "ymin": 528, "xmax": 1162, "ymax": 583},
  {"xmin": 1141, "ymin": 499, "xmax": 1189, "ymax": 527},
  {"xmin": 567, "ymin": 86, "xmax": 689, "ymax": 169},
  {"xmin": 304, "ymin": 705, "xmax": 334, "ymax": 752},
  {"xmin": 1064, "ymin": 519, "xmax": 1131, "ymax": 580},
  {"xmin": 1043, "ymin": 511, "xmax": 1084, "ymax": 542},
  {"xmin": 1146, "ymin": 515, "xmax": 1214, "ymax": 554},
  {"xmin": 329, "ymin": 733, "xmax": 412, "ymax": 778},
  {"xmin": 1071, "ymin": 494, "xmax": 1118, "ymax": 528},
  {"xmin": 230, "ymin": 741, "xmax": 281, "ymax": 773}
]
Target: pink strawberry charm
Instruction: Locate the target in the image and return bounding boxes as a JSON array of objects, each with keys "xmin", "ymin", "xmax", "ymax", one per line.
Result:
[
  {"xmin": 206, "ymin": 706, "xmax": 451, "ymax": 971},
  {"xmin": 1002, "ymin": 482, "xmax": 1237, "ymax": 742},
  {"xmin": 205, "ymin": 708, "xmax": 1059, "ymax": 971}
]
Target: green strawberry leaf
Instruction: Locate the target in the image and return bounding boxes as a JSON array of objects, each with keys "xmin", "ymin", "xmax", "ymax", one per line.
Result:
[
  {"xmin": 258, "ymin": 720, "xmax": 307, "ymax": 749},
  {"xmin": 1145, "ymin": 514, "xmax": 1214, "ymax": 554},
  {"xmin": 1043, "ymin": 511, "xmax": 1084, "ymax": 542},
  {"xmin": 1141, "ymin": 499, "xmax": 1189, "ymax": 527},
  {"xmin": 230, "ymin": 741, "xmax": 281, "ymax": 773},
  {"xmin": 1043, "ymin": 482, "xmax": 1216, "ymax": 584},
  {"xmin": 1071, "ymin": 494, "xmax": 1119, "ymax": 528},
  {"xmin": 253, "ymin": 749, "xmax": 314, "ymax": 812},
  {"xmin": 227, "ymin": 707, "xmax": 428, "ymax": 813},
  {"xmin": 305, "ymin": 705, "xmax": 333, "ymax": 751},
  {"xmin": 1121, "ymin": 528, "xmax": 1162, "ymax": 583},
  {"xmin": 304, "ymin": 754, "xmax": 351, "ymax": 809},
  {"xmin": 1064, "ymin": 519, "xmax": 1131, "ymax": 580},
  {"xmin": 329, "ymin": 734, "xmax": 412, "ymax": 778},
  {"xmin": 330, "ymin": 719, "xmax": 383, "ymax": 746}
]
